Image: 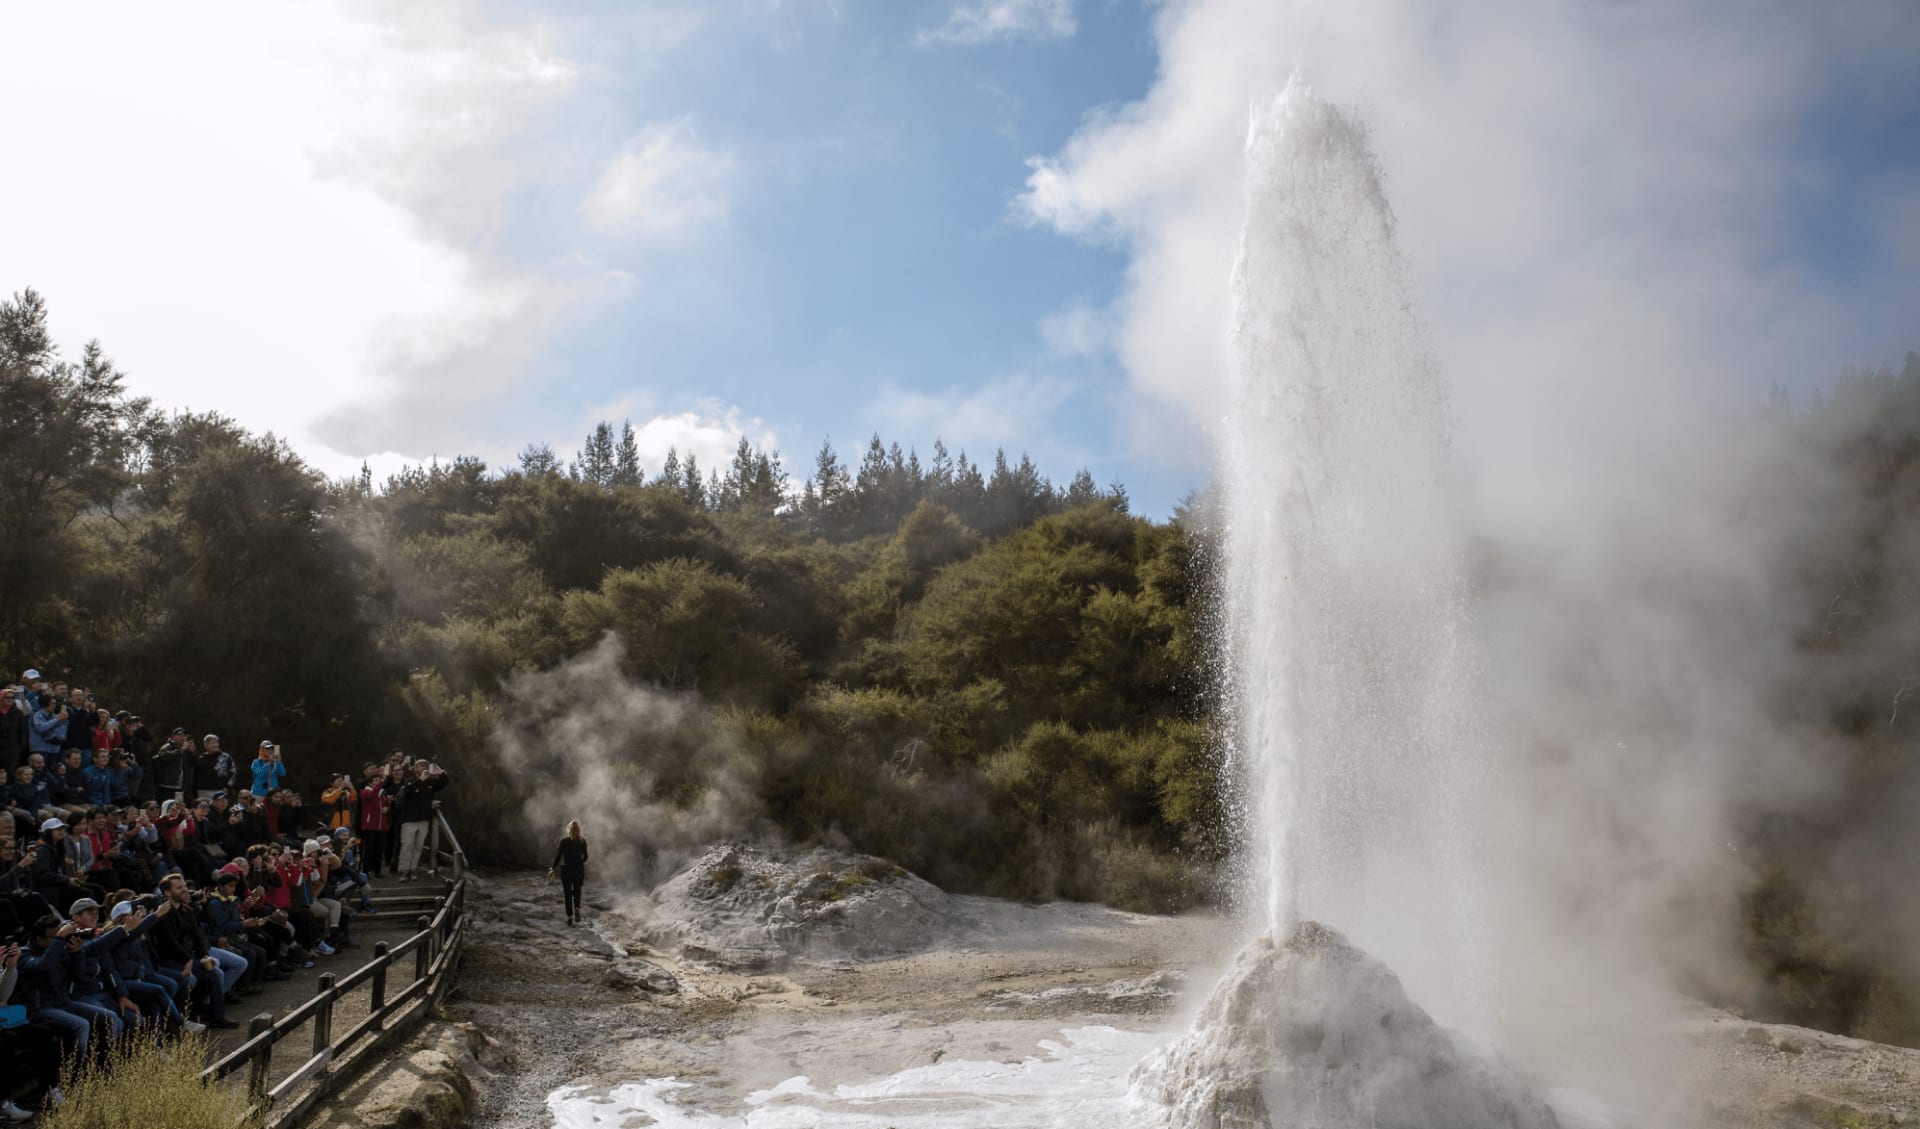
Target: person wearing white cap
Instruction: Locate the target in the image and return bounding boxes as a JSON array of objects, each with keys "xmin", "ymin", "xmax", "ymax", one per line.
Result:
[
  {"xmin": 90, "ymin": 900, "xmax": 202, "ymax": 1035},
  {"xmin": 28, "ymin": 819, "xmax": 98, "ymax": 911}
]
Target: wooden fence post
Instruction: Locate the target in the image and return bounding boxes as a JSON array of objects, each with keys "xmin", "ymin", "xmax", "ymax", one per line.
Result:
[
  {"xmin": 415, "ymin": 916, "xmax": 432, "ymax": 982},
  {"xmin": 370, "ymin": 941, "xmax": 389, "ymax": 1019},
  {"xmin": 246, "ymin": 1014, "xmax": 274, "ymax": 1104},
  {"xmin": 312, "ymin": 972, "xmax": 335, "ymax": 1058},
  {"xmin": 428, "ymin": 801, "xmax": 442, "ymax": 876}
]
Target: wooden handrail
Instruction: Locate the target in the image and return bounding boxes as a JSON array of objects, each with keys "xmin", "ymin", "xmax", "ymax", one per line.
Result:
[{"xmin": 201, "ymin": 838, "xmax": 471, "ymax": 1128}]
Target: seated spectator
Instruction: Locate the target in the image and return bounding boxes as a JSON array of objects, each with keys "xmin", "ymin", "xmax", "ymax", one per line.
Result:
[
  {"xmin": 0, "ymin": 838, "xmax": 57, "ymax": 941},
  {"xmin": 304, "ymin": 839, "xmax": 355, "ymax": 951},
  {"xmin": 28, "ymin": 821, "xmax": 103, "ymax": 909},
  {"xmin": 203, "ymin": 871, "xmax": 271, "ymax": 991},
  {"xmin": 16, "ymin": 913, "xmax": 117, "ymax": 1062},
  {"xmin": 0, "ymin": 938, "xmax": 63, "ymax": 1119},
  {"xmin": 105, "ymin": 750, "xmax": 137, "ymax": 806},
  {"xmin": 47, "ymin": 749, "xmax": 90, "ymax": 818},
  {"xmin": 62, "ymin": 898, "xmax": 141, "ymax": 1043},
  {"xmin": 328, "ymin": 827, "xmax": 376, "ymax": 912},
  {"xmin": 147, "ymin": 876, "xmax": 238, "ymax": 1029},
  {"xmin": 156, "ymin": 800, "xmax": 215, "ymax": 886},
  {"xmin": 100, "ymin": 899, "xmax": 203, "ymax": 1034}
]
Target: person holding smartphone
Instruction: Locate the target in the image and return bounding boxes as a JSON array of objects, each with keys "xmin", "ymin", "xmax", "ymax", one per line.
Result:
[{"xmin": 393, "ymin": 760, "xmax": 449, "ymax": 883}]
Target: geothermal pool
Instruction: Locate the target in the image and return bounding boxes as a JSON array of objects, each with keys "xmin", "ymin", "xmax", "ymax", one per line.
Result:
[{"xmin": 547, "ymin": 1026, "xmax": 1173, "ymax": 1129}]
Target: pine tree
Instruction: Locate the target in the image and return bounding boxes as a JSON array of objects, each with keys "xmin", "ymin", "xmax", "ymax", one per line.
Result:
[
  {"xmin": 805, "ymin": 440, "xmax": 852, "ymax": 537},
  {"xmin": 519, "ymin": 443, "xmax": 560, "ymax": 478},
  {"xmin": 613, "ymin": 420, "xmax": 642, "ymax": 487},
  {"xmin": 722, "ymin": 436, "xmax": 757, "ymax": 511},
  {"xmin": 1065, "ymin": 468, "xmax": 1099, "ymax": 507},
  {"xmin": 657, "ymin": 447, "xmax": 683, "ymax": 490},
  {"xmin": 680, "ymin": 453, "xmax": 705, "ymax": 508},
  {"xmin": 575, "ymin": 422, "xmax": 616, "ymax": 487}
]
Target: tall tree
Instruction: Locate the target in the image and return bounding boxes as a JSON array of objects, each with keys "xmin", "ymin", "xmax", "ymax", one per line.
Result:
[
  {"xmin": 574, "ymin": 421, "xmax": 616, "ymax": 487},
  {"xmin": 613, "ymin": 421, "xmax": 642, "ymax": 487},
  {"xmin": 0, "ymin": 291, "xmax": 153, "ymax": 663}
]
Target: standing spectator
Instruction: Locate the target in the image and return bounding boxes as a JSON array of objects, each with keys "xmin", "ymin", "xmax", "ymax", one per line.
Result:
[
  {"xmin": 249, "ymin": 741, "xmax": 287, "ymax": 799},
  {"xmin": 0, "ymin": 687, "xmax": 27, "ymax": 777},
  {"xmin": 357, "ymin": 764, "xmax": 391, "ymax": 878},
  {"xmin": 60, "ymin": 689, "xmax": 94, "ymax": 753},
  {"xmin": 19, "ymin": 670, "xmax": 44, "ymax": 711},
  {"xmin": 394, "ymin": 761, "xmax": 449, "ymax": 883},
  {"xmin": 92, "ymin": 710, "xmax": 122, "ymax": 753},
  {"xmin": 152, "ymin": 728, "xmax": 199, "ymax": 802},
  {"xmin": 320, "ymin": 773, "xmax": 356, "ymax": 832},
  {"xmin": 26, "ymin": 698, "xmax": 63, "ymax": 761},
  {"xmin": 122, "ymin": 715, "xmax": 154, "ymax": 802},
  {"xmin": 203, "ymin": 735, "xmax": 237, "ymax": 797}
]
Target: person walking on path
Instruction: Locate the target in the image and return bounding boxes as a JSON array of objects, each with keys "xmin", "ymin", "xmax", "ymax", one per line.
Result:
[{"xmin": 547, "ymin": 821, "xmax": 589, "ymax": 926}]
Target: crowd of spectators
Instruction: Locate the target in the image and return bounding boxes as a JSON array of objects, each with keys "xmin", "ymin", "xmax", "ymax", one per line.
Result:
[{"xmin": 0, "ymin": 670, "xmax": 453, "ymax": 1121}]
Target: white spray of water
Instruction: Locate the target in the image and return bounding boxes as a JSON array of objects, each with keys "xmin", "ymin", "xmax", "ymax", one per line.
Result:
[{"xmin": 1217, "ymin": 79, "xmax": 1490, "ymax": 1028}]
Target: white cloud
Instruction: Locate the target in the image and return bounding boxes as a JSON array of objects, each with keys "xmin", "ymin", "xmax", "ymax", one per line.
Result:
[
  {"xmin": 1037, "ymin": 301, "xmax": 1113, "ymax": 358},
  {"xmin": 873, "ymin": 372, "xmax": 1076, "ymax": 458},
  {"xmin": 582, "ymin": 119, "xmax": 736, "ymax": 240},
  {"xmin": 0, "ymin": 1, "xmax": 711, "ymax": 479},
  {"xmin": 917, "ymin": 0, "xmax": 1074, "ymax": 47},
  {"xmin": 628, "ymin": 404, "xmax": 779, "ymax": 480}
]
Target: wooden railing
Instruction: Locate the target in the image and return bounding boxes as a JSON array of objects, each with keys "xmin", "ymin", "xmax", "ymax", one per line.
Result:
[{"xmin": 200, "ymin": 802, "xmax": 470, "ymax": 1128}]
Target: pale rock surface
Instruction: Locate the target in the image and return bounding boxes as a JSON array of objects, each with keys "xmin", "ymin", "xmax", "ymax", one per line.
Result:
[
  {"xmin": 644, "ymin": 842, "xmax": 975, "ymax": 967},
  {"xmin": 1133, "ymin": 922, "xmax": 1561, "ymax": 1129}
]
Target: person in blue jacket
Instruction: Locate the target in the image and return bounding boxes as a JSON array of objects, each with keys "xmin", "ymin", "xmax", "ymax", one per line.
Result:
[
  {"xmin": 16, "ymin": 914, "xmax": 116, "ymax": 1060},
  {"xmin": 250, "ymin": 741, "xmax": 287, "ymax": 798},
  {"xmin": 61, "ymin": 899, "xmax": 140, "ymax": 1042},
  {"xmin": 26, "ymin": 699, "xmax": 64, "ymax": 760},
  {"xmin": 101, "ymin": 899, "xmax": 201, "ymax": 1033}
]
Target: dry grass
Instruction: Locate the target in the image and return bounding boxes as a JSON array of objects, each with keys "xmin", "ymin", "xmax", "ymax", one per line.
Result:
[{"xmin": 42, "ymin": 1031, "xmax": 260, "ymax": 1129}]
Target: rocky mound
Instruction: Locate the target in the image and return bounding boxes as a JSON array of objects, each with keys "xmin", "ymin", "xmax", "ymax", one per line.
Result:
[
  {"xmin": 645, "ymin": 843, "xmax": 975, "ymax": 968},
  {"xmin": 1133, "ymin": 921, "xmax": 1561, "ymax": 1129}
]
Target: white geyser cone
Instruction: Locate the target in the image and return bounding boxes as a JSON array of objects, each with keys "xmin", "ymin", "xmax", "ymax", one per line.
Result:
[{"xmin": 1133, "ymin": 923, "xmax": 1561, "ymax": 1129}]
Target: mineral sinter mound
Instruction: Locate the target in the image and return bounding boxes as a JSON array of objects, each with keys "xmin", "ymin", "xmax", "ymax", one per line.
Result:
[{"xmin": 1133, "ymin": 922, "xmax": 1561, "ymax": 1129}]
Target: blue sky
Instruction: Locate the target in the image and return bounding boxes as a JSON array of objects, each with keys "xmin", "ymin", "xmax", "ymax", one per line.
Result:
[{"xmin": 2, "ymin": 0, "xmax": 1916, "ymax": 521}]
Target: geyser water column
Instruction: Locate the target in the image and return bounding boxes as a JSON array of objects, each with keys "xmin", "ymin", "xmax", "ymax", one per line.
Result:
[
  {"xmin": 1219, "ymin": 79, "xmax": 1487, "ymax": 1015},
  {"xmin": 1126, "ymin": 77, "xmax": 1567, "ymax": 1129}
]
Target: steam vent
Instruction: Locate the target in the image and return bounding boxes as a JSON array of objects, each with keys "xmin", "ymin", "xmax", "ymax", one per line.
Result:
[{"xmin": 1134, "ymin": 923, "xmax": 1561, "ymax": 1129}]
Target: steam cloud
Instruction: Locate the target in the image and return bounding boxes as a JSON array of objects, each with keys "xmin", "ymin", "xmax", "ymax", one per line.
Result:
[
  {"xmin": 1023, "ymin": 0, "xmax": 1920, "ymax": 1091},
  {"xmin": 488, "ymin": 634, "xmax": 770, "ymax": 885}
]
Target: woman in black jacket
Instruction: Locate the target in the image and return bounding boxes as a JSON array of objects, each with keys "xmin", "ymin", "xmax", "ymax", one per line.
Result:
[{"xmin": 547, "ymin": 821, "xmax": 588, "ymax": 927}]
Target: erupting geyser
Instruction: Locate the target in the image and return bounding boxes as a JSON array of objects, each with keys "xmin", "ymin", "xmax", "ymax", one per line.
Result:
[{"xmin": 1141, "ymin": 80, "xmax": 1557, "ymax": 1129}]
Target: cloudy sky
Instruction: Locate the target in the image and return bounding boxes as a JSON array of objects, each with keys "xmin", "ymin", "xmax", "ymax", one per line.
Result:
[{"xmin": 3, "ymin": 0, "xmax": 1915, "ymax": 516}]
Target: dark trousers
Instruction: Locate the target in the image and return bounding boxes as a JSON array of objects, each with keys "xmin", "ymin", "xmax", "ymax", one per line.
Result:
[
  {"xmin": 361, "ymin": 829, "xmax": 388, "ymax": 876},
  {"xmin": 560, "ymin": 868, "xmax": 584, "ymax": 919}
]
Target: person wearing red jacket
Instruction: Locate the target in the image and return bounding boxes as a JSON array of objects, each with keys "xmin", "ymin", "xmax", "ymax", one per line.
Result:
[{"xmin": 357, "ymin": 764, "xmax": 392, "ymax": 878}]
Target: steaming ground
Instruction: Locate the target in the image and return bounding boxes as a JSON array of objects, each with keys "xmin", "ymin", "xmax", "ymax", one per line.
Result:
[{"xmin": 442, "ymin": 847, "xmax": 1920, "ymax": 1129}]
